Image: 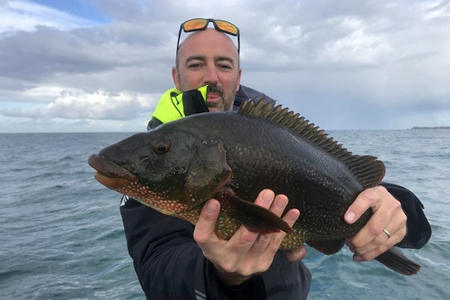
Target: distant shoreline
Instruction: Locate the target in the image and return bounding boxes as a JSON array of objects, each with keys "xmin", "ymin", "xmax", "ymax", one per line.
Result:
[{"xmin": 412, "ymin": 126, "xmax": 450, "ymax": 129}]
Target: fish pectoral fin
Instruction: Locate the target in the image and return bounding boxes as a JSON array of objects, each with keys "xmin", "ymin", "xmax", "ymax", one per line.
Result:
[
  {"xmin": 216, "ymin": 188, "xmax": 293, "ymax": 234},
  {"xmin": 375, "ymin": 248, "xmax": 421, "ymax": 275},
  {"xmin": 185, "ymin": 142, "xmax": 232, "ymax": 201},
  {"xmin": 307, "ymin": 239, "xmax": 345, "ymax": 255}
]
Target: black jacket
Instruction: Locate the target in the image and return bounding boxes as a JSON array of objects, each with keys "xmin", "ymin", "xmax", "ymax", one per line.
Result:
[{"xmin": 121, "ymin": 85, "xmax": 431, "ymax": 299}]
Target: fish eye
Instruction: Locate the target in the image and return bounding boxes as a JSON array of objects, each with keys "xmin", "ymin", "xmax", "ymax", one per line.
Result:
[{"xmin": 153, "ymin": 140, "xmax": 171, "ymax": 154}]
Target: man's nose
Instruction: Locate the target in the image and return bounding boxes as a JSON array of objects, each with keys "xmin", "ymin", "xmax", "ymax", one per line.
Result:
[{"xmin": 204, "ymin": 65, "xmax": 219, "ymax": 83}]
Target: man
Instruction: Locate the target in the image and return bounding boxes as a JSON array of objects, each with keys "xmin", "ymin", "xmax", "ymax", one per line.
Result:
[{"xmin": 120, "ymin": 18, "xmax": 431, "ymax": 299}]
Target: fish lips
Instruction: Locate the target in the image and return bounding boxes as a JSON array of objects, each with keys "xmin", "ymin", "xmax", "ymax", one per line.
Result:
[{"xmin": 88, "ymin": 154, "xmax": 138, "ymax": 190}]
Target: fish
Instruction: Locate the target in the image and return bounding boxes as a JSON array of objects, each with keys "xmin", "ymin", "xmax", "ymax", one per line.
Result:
[{"xmin": 88, "ymin": 98, "xmax": 420, "ymax": 275}]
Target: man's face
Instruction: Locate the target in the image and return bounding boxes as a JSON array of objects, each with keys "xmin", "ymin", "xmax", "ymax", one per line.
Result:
[{"xmin": 172, "ymin": 29, "xmax": 241, "ymax": 112}]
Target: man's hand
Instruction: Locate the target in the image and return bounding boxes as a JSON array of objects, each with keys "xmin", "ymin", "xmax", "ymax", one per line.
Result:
[
  {"xmin": 345, "ymin": 186, "xmax": 407, "ymax": 261},
  {"xmin": 193, "ymin": 189, "xmax": 303, "ymax": 286}
]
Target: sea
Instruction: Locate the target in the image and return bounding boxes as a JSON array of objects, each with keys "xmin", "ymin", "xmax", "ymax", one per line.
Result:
[{"xmin": 0, "ymin": 129, "xmax": 449, "ymax": 300}]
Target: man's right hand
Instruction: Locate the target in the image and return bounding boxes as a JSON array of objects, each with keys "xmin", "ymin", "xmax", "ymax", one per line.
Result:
[{"xmin": 193, "ymin": 189, "xmax": 306, "ymax": 286}]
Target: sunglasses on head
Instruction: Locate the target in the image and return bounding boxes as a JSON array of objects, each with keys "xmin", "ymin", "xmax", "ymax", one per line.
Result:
[{"xmin": 176, "ymin": 18, "xmax": 240, "ymax": 54}]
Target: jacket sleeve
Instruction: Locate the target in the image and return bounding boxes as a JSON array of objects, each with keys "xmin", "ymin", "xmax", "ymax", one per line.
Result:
[
  {"xmin": 120, "ymin": 197, "xmax": 267, "ymax": 299},
  {"xmin": 381, "ymin": 182, "xmax": 431, "ymax": 249}
]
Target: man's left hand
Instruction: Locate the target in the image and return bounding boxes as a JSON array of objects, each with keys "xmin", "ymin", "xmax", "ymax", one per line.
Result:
[{"xmin": 344, "ymin": 186, "xmax": 407, "ymax": 261}]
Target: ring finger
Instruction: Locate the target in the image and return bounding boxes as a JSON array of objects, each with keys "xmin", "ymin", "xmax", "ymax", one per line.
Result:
[{"xmin": 356, "ymin": 215, "xmax": 406, "ymax": 258}]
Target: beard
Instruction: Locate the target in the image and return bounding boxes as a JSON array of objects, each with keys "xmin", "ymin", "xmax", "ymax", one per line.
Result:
[
  {"xmin": 206, "ymin": 102, "xmax": 219, "ymax": 107},
  {"xmin": 206, "ymin": 98, "xmax": 224, "ymax": 112},
  {"xmin": 206, "ymin": 97, "xmax": 233, "ymax": 111}
]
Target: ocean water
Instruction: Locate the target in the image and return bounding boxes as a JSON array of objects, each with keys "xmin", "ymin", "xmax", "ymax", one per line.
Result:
[{"xmin": 0, "ymin": 130, "xmax": 449, "ymax": 299}]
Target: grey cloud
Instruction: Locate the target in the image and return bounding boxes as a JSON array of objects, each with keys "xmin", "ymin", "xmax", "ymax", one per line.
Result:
[
  {"xmin": 0, "ymin": 26, "xmax": 118, "ymax": 80},
  {"xmin": 0, "ymin": 77, "xmax": 37, "ymax": 101},
  {"xmin": 0, "ymin": 22, "xmax": 176, "ymax": 93},
  {"xmin": 42, "ymin": 66, "xmax": 173, "ymax": 94},
  {"xmin": 0, "ymin": 24, "xmax": 174, "ymax": 80}
]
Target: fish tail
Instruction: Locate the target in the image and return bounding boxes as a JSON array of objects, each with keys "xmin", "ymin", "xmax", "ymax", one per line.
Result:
[{"xmin": 375, "ymin": 248, "xmax": 420, "ymax": 275}]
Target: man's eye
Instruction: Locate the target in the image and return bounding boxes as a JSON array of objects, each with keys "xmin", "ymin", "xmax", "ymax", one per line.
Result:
[
  {"xmin": 219, "ymin": 64, "xmax": 232, "ymax": 70},
  {"xmin": 188, "ymin": 63, "xmax": 202, "ymax": 68}
]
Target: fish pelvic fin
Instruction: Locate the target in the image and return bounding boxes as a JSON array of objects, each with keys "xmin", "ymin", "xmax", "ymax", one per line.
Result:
[
  {"xmin": 239, "ymin": 98, "xmax": 385, "ymax": 188},
  {"xmin": 215, "ymin": 188, "xmax": 293, "ymax": 234},
  {"xmin": 375, "ymin": 248, "xmax": 421, "ymax": 275}
]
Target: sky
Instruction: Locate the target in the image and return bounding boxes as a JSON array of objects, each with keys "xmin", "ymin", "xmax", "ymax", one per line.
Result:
[{"xmin": 0, "ymin": 0, "xmax": 449, "ymax": 132}]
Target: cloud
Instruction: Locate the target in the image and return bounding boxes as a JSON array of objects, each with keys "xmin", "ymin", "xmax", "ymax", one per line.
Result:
[
  {"xmin": 1, "ymin": 89, "xmax": 158, "ymax": 120},
  {"xmin": 317, "ymin": 17, "xmax": 392, "ymax": 66},
  {"xmin": 423, "ymin": 0, "xmax": 450, "ymax": 19},
  {"xmin": 0, "ymin": 26, "xmax": 123, "ymax": 80}
]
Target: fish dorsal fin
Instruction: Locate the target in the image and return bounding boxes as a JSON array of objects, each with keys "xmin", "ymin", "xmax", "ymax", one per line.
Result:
[{"xmin": 239, "ymin": 98, "xmax": 385, "ymax": 188}]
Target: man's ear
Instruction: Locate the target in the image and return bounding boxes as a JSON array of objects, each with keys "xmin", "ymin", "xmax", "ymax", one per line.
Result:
[
  {"xmin": 235, "ymin": 68, "xmax": 242, "ymax": 92},
  {"xmin": 172, "ymin": 66, "xmax": 181, "ymax": 90}
]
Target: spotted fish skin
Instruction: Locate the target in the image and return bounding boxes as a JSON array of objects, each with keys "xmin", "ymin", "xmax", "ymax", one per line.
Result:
[{"xmin": 89, "ymin": 99, "xmax": 421, "ymax": 275}]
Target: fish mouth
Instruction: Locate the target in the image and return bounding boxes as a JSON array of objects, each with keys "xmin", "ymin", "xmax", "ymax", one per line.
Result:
[{"xmin": 88, "ymin": 154, "xmax": 138, "ymax": 190}]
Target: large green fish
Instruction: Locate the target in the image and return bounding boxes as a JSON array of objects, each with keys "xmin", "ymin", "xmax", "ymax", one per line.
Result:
[{"xmin": 88, "ymin": 99, "xmax": 420, "ymax": 275}]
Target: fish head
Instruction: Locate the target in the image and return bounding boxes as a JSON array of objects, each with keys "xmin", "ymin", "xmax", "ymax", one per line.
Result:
[{"xmin": 89, "ymin": 122, "xmax": 232, "ymax": 215}]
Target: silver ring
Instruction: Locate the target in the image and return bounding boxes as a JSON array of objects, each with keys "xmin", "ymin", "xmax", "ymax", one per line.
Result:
[{"xmin": 383, "ymin": 228, "xmax": 391, "ymax": 239}]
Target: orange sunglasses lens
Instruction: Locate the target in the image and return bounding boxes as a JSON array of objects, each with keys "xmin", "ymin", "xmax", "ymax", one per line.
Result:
[
  {"xmin": 215, "ymin": 20, "xmax": 238, "ymax": 35},
  {"xmin": 183, "ymin": 19, "xmax": 208, "ymax": 32}
]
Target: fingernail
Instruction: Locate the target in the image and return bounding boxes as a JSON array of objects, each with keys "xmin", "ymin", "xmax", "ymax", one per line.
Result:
[
  {"xmin": 345, "ymin": 211, "xmax": 355, "ymax": 223},
  {"xmin": 206, "ymin": 200, "xmax": 218, "ymax": 213}
]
